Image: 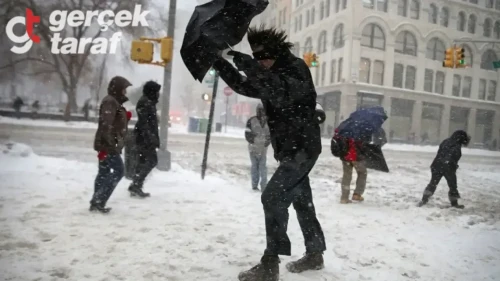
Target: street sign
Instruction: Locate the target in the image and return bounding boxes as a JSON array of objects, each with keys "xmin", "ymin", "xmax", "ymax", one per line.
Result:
[
  {"xmin": 493, "ymin": 61, "xmax": 500, "ymax": 69},
  {"xmin": 224, "ymin": 86, "xmax": 233, "ymax": 97}
]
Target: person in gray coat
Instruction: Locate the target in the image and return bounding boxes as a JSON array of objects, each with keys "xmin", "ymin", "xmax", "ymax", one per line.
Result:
[{"xmin": 245, "ymin": 104, "xmax": 271, "ymax": 191}]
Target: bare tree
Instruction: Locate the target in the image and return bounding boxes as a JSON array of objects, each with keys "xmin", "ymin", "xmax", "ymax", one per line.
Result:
[{"xmin": 0, "ymin": 0, "xmax": 161, "ymax": 120}]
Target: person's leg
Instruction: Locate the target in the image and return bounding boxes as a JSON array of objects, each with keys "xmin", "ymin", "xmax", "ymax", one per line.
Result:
[
  {"xmin": 249, "ymin": 151, "xmax": 259, "ymax": 190},
  {"xmin": 90, "ymin": 157, "xmax": 112, "ymax": 212},
  {"xmin": 353, "ymin": 161, "xmax": 367, "ymax": 201},
  {"xmin": 340, "ymin": 161, "xmax": 353, "ymax": 203},
  {"xmin": 444, "ymin": 171, "xmax": 463, "ymax": 208},
  {"xmin": 259, "ymin": 153, "xmax": 268, "ymax": 192},
  {"xmin": 130, "ymin": 149, "xmax": 157, "ymax": 197},
  {"xmin": 418, "ymin": 168, "xmax": 443, "ymax": 206},
  {"xmin": 102, "ymin": 154, "xmax": 124, "ymax": 204}
]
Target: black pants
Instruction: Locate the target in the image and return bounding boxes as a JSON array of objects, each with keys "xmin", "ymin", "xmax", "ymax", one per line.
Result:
[
  {"xmin": 92, "ymin": 154, "xmax": 124, "ymax": 205},
  {"xmin": 422, "ymin": 167, "xmax": 460, "ymax": 202},
  {"xmin": 131, "ymin": 148, "xmax": 158, "ymax": 188},
  {"xmin": 261, "ymin": 154, "xmax": 326, "ymax": 256}
]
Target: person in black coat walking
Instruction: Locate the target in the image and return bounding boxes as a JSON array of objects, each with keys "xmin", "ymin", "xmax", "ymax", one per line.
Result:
[
  {"xmin": 213, "ymin": 25, "xmax": 326, "ymax": 281},
  {"xmin": 418, "ymin": 130, "xmax": 470, "ymax": 208},
  {"xmin": 128, "ymin": 81, "xmax": 161, "ymax": 198}
]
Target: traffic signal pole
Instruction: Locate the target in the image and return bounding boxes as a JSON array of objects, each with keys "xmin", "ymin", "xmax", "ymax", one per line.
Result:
[
  {"xmin": 157, "ymin": 0, "xmax": 177, "ymax": 171},
  {"xmin": 201, "ymin": 72, "xmax": 219, "ymax": 180}
]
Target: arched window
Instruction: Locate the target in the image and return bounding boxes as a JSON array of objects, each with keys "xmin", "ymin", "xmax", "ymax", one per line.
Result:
[
  {"xmin": 495, "ymin": 21, "xmax": 500, "ymax": 39},
  {"xmin": 428, "ymin": 4, "xmax": 438, "ymax": 24},
  {"xmin": 468, "ymin": 14, "xmax": 476, "ymax": 34},
  {"xmin": 457, "ymin": 12, "xmax": 466, "ymax": 31},
  {"xmin": 361, "ymin": 23, "xmax": 385, "ymax": 50},
  {"xmin": 426, "ymin": 38, "xmax": 446, "ymax": 61},
  {"xmin": 481, "ymin": 50, "xmax": 499, "ymax": 70},
  {"xmin": 395, "ymin": 31, "xmax": 417, "ymax": 56},
  {"xmin": 484, "ymin": 18, "xmax": 492, "ymax": 37},
  {"xmin": 320, "ymin": 2, "xmax": 325, "ymax": 20},
  {"xmin": 318, "ymin": 31, "xmax": 327, "ymax": 54},
  {"xmin": 333, "ymin": 24, "xmax": 344, "ymax": 49},
  {"xmin": 304, "ymin": 37, "xmax": 313, "ymax": 53},
  {"xmin": 463, "ymin": 45, "xmax": 473, "ymax": 66},
  {"xmin": 440, "ymin": 7, "xmax": 449, "ymax": 27},
  {"xmin": 410, "ymin": 0, "xmax": 420, "ymax": 19}
]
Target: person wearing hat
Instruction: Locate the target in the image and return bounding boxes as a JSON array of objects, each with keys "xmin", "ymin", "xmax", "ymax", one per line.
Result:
[{"xmin": 90, "ymin": 76, "xmax": 132, "ymax": 213}]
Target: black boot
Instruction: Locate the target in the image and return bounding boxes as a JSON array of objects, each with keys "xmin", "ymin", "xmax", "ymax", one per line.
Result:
[
  {"xmin": 238, "ymin": 255, "xmax": 279, "ymax": 281},
  {"xmin": 286, "ymin": 252, "xmax": 324, "ymax": 273},
  {"xmin": 450, "ymin": 199, "xmax": 464, "ymax": 209},
  {"xmin": 89, "ymin": 202, "xmax": 111, "ymax": 213},
  {"xmin": 417, "ymin": 195, "xmax": 430, "ymax": 207},
  {"xmin": 129, "ymin": 185, "xmax": 150, "ymax": 198}
]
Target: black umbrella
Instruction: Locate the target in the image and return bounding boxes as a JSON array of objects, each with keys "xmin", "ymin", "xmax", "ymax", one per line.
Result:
[
  {"xmin": 181, "ymin": 0, "xmax": 269, "ymax": 82},
  {"xmin": 360, "ymin": 144, "xmax": 389, "ymax": 173}
]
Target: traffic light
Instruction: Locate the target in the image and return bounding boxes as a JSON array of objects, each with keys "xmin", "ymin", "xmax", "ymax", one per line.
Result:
[
  {"xmin": 160, "ymin": 37, "xmax": 173, "ymax": 63},
  {"xmin": 201, "ymin": 93, "xmax": 211, "ymax": 101},
  {"xmin": 311, "ymin": 54, "xmax": 319, "ymax": 67},
  {"xmin": 131, "ymin": 40, "xmax": 154, "ymax": 63},
  {"xmin": 442, "ymin": 47, "xmax": 454, "ymax": 68},
  {"xmin": 454, "ymin": 47, "xmax": 465, "ymax": 68}
]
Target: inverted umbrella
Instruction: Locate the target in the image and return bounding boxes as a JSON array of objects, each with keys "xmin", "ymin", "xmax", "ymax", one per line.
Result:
[
  {"xmin": 181, "ymin": 0, "xmax": 269, "ymax": 82},
  {"xmin": 337, "ymin": 106, "xmax": 388, "ymax": 142}
]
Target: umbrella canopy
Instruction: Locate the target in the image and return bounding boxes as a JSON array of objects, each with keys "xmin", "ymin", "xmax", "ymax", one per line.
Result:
[
  {"xmin": 360, "ymin": 143, "xmax": 389, "ymax": 173},
  {"xmin": 181, "ymin": 0, "xmax": 269, "ymax": 82},
  {"xmin": 337, "ymin": 106, "xmax": 388, "ymax": 141}
]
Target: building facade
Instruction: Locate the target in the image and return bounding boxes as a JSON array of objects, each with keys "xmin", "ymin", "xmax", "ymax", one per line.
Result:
[{"xmin": 286, "ymin": 0, "xmax": 500, "ymax": 146}]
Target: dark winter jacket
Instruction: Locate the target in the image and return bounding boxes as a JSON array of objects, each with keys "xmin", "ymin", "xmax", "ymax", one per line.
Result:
[
  {"xmin": 214, "ymin": 50, "xmax": 321, "ymax": 161},
  {"xmin": 431, "ymin": 130, "xmax": 470, "ymax": 172},
  {"xmin": 93, "ymin": 76, "xmax": 132, "ymax": 154},
  {"xmin": 135, "ymin": 81, "xmax": 160, "ymax": 149}
]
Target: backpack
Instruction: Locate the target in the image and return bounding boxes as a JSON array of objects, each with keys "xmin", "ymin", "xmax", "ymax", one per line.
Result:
[{"xmin": 331, "ymin": 135, "xmax": 349, "ymax": 158}]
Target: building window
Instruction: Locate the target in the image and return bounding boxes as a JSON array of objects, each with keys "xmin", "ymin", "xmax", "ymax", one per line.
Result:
[
  {"xmin": 393, "ymin": 63, "xmax": 404, "ymax": 88},
  {"xmin": 435, "ymin": 71, "xmax": 445, "ymax": 94},
  {"xmin": 410, "ymin": 0, "xmax": 420, "ymax": 19},
  {"xmin": 283, "ymin": 8, "xmax": 287, "ymax": 24},
  {"xmin": 457, "ymin": 12, "xmax": 466, "ymax": 31},
  {"xmin": 469, "ymin": 0, "xmax": 478, "ymax": 4},
  {"xmin": 395, "ymin": 31, "xmax": 417, "ymax": 56},
  {"xmin": 426, "ymin": 38, "xmax": 446, "ymax": 61},
  {"xmin": 333, "ymin": 24, "xmax": 344, "ymax": 49},
  {"xmin": 452, "ymin": 75, "xmax": 461, "ymax": 96},
  {"xmin": 304, "ymin": 37, "xmax": 313, "ymax": 53},
  {"xmin": 321, "ymin": 62, "xmax": 327, "ymax": 85},
  {"xmin": 342, "ymin": 0, "xmax": 347, "ymax": 9},
  {"xmin": 311, "ymin": 7, "xmax": 316, "ymax": 24},
  {"xmin": 338, "ymin": 58, "xmax": 343, "ymax": 82},
  {"xmin": 463, "ymin": 45, "xmax": 473, "ymax": 66},
  {"xmin": 462, "ymin": 76, "xmax": 472, "ymax": 98},
  {"xmin": 330, "ymin": 60, "xmax": 337, "ymax": 83},
  {"xmin": 320, "ymin": 2, "xmax": 325, "ymax": 20},
  {"xmin": 486, "ymin": 0, "xmax": 494, "ymax": 8},
  {"xmin": 294, "ymin": 18, "xmax": 298, "ymax": 33},
  {"xmin": 484, "ymin": 19, "xmax": 492, "ymax": 37},
  {"xmin": 317, "ymin": 31, "xmax": 327, "ymax": 54},
  {"xmin": 495, "ymin": 21, "xmax": 500, "ymax": 39},
  {"xmin": 428, "ymin": 4, "xmax": 438, "ymax": 24},
  {"xmin": 363, "ymin": 0, "xmax": 374, "ymax": 9},
  {"xmin": 481, "ymin": 50, "xmax": 499, "ymax": 70},
  {"xmin": 478, "ymin": 79, "xmax": 487, "ymax": 100},
  {"xmin": 440, "ymin": 7, "xmax": 449, "ymax": 27},
  {"xmin": 377, "ymin": 0, "xmax": 388, "ymax": 12},
  {"xmin": 496, "ymin": 0, "xmax": 500, "ymax": 10},
  {"xmin": 488, "ymin": 81, "xmax": 497, "ymax": 101},
  {"xmin": 299, "ymin": 14, "xmax": 302, "ymax": 30},
  {"xmin": 424, "ymin": 69, "xmax": 434, "ymax": 92},
  {"xmin": 325, "ymin": 0, "xmax": 330, "ymax": 17},
  {"xmin": 361, "ymin": 23, "xmax": 385, "ymax": 50},
  {"xmin": 405, "ymin": 66, "xmax": 416, "ymax": 90},
  {"xmin": 359, "ymin": 58, "xmax": 371, "ymax": 83},
  {"xmin": 306, "ymin": 10, "xmax": 310, "ymax": 26},
  {"xmin": 373, "ymin": 61, "xmax": 384, "ymax": 85},
  {"xmin": 468, "ymin": 15, "xmax": 476, "ymax": 34},
  {"xmin": 398, "ymin": 0, "xmax": 407, "ymax": 17},
  {"xmin": 335, "ymin": 0, "xmax": 341, "ymax": 12}
]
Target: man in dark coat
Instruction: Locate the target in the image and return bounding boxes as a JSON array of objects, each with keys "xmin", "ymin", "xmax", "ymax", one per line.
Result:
[
  {"xmin": 418, "ymin": 130, "xmax": 470, "ymax": 208},
  {"xmin": 212, "ymin": 25, "xmax": 326, "ymax": 281},
  {"xmin": 128, "ymin": 81, "xmax": 161, "ymax": 198},
  {"xmin": 91, "ymin": 76, "xmax": 132, "ymax": 213}
]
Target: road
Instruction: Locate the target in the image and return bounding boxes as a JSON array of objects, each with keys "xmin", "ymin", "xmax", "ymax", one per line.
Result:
[{"xmin": 1, "ymin": 123, "xmax": 499, "ymax": 180}]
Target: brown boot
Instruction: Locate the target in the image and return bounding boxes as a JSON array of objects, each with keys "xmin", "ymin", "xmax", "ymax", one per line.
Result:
[
  {"xmin": 286, "ymin": 252, "xmax": 324, "ymax": 273},
  {"xmin": 238, "ymin": 255, "xmax": 279, "ymax": 281},
  {"xmin": 352, "ymin": 193, "xmax": 364, "ymax": 202}
]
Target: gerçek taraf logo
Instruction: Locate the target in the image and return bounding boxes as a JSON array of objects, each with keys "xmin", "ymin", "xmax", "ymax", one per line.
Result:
[{"xmin": 5, "ymin": 5, "xmax": 150, "ymax": 55}]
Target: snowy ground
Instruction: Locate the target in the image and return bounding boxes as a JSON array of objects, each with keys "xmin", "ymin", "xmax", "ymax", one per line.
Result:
[{"xmin": 1, "ymin": 130, "xmax": 500, "ymax": 281}]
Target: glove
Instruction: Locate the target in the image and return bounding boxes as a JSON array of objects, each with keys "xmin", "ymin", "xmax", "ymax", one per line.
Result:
[
  {"xmin": 126, "ymin": 111, "xmax": 132, "ymax": 121},
  {"xmin": 228, "ymin": 51, "xmax": 260, "ymax": 72},
  {"xmin": 97, "ymin": 151, "xmax": 107, "ymax": 161}
]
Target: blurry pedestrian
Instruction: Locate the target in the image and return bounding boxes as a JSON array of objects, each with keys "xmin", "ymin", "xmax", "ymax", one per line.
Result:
[
  {"xmin": 245, "ymin": 104, "xmax": 270, "ymax": 192},
  {"xmin": 128, "ymin": 81, "xmax": 161, "ymax": 198},
  {"xmin": 82, "ymin": 99, "xmax": 91, "ymax": 121},
  {"xmin": 90, "ymin": 76, "xmax": 132, "ymax": 213},
  {"xmin": 31, "ymin": 100, "xmax": 40, "ymax": 119},
  {"xmin": 213, "ymin": 25, "xmax": 326, "ymax": 281},
  {"xmin": 417, "ymin": 130, "xmax": 470, "ymax": 209},
  {"xmin": 13, "ymin": 96, "xmax": 24, "ymax": 119}
]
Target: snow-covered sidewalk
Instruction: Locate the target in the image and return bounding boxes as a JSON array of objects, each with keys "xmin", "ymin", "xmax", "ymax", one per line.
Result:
[{"xmin": 1, "ymin": 143, "xmax": 500, "ymax": 281}]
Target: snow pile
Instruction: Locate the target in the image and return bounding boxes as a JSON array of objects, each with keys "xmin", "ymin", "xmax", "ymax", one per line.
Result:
[
  {"xmin": 1, "ymin": 142, "xmax": 34, "ymax": 157},
  {"xmin": 0, "ymin": 116, "xmax": 99, "ymax": 129},
  {"xmin": 1, "ymin": 143, "xmax": 500, "ymax": 281}
]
